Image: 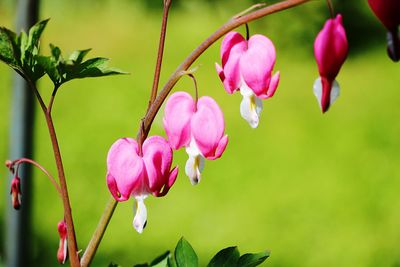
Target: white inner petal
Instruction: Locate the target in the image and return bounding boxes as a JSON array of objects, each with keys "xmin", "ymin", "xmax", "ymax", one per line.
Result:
[
  {"xmin": 313, "ymin": 77, "xmax": 323, "ymax": 109},
  {"xmin": 62, "ymin": 238, "xmax": 68, "ymax": 264},
  {"xmin": 330, "ymin": 79, "xmax": 340, "ymax": 105},
  {"xmin": 313, "ymin": 77, "xmax": 341, "ymax": 110},
  {"xmin": 185, "ymin": 139, "xmax": 205, "ymax": 185},
  {"xmin": 133, "ymin": 195, "xmax": 148, "ymax": 234},
  {"xmin": 240, "ymin": 86, "xmax": 262, "ymax": 128}
]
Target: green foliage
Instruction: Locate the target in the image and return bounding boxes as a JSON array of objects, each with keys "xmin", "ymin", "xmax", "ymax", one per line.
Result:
[
  {"xmin": 37, "ymin": 44, "xmax": 126, "ymax": 88},
  {"xmin": 175, "ymin": 238, "xmax": 198, "ymax": 267},
  {"xmin": 0, "ymin": 19, "xmax": 48, "ymax": 82},
  {"xmin": 0, "ymin": 19, "xmax": 125, "ymax": 88},
  {"xmin": 125, "ymin": 238, "xmax": 269, "ymax": 267},
  {"xmin": 207, "ymin": 246, "xmax": 240, "ymax": 267}
]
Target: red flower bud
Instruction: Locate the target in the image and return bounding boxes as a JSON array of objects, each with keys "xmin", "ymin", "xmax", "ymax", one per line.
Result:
[
  {"xmin": 10, "ymin": 176, "xmax": 21, "ymax": 210},
  {"xmin": 57, "ymin": 220, "xmax": 68, "ymax": 264}
]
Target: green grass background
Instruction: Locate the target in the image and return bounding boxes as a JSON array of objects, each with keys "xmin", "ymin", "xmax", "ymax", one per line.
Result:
[{"xmin": 1, "ymin": 1, "xmax": 400, "ymax": 266}]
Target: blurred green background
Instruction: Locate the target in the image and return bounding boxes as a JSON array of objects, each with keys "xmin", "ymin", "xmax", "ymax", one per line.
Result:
[{"xmin": 1, "ymin": 0, "xmax": 400, "ymax": 266}]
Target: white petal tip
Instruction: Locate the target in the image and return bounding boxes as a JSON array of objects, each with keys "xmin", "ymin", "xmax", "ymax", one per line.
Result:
[
  {"xmin": 313, "ymin": 77, "xmax": 341, "ymax": 111},
  {"xmin": 189, "ymin": 176, "xmax": 200, "ymax": 185},
  {"xmin": 133, "ymin": 198, "xmax": 147, "ymax": 234}
]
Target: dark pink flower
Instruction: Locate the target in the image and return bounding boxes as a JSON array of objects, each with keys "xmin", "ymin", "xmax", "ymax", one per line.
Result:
[
  {"xmin": 57, "ymin": 220, "xmax": 68, "ymax": 264},
  {"xmin": 314, "ymin": 14, "xmax": 348, "ymax": 113},
  {"xmin": 368, "ymin": 0, "xmax": 400, "ymax": 61},
  {"xmin": 106, "ymin": 136, "xmax": 178, "ymax": 233},
  {"xmin": 216, "ymin": 32, "xmax": 280, "ymax": 128},
  {"xmin": 10, "ymin": 176, "xmax": 21, "ymax": 210},
  {"xmin": 163, "ymin": 92, "xmax": 228, "ymax": 184}
]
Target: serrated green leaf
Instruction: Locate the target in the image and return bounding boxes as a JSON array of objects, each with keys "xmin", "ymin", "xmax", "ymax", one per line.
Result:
[
  {"xmin": 66, "ymin": 57, "xmax": 126, "ymax": 80},
  {"xmin": 69, "ymin": 48, "xmax": 91, "ymax": 63},
  {"xmin": 207, "ymin": 246, "xmax": 240, "ymax": 267},
  {"xmin": 175, "ymin": 238, "xmax": 198, "ymax": 267},
  {"xmin": 27, "ymin": 19, "xmax": 49, "ymax": 52},
  {"xmin": 237, "ymin": 251, "xmax": 270, "ymax": 267},
  {"xmin": 0, "ymin": 27, "xmax": 21, "ymax": 70}
]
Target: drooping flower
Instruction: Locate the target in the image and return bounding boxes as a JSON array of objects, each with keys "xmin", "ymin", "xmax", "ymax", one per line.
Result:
[
  {"xmin": 163, "ymin": 92, "xmax": 228, "ymax": 185},
  {"xmin": 57, "ymin": 219, "xmax": 68, "ymax": 264},
  {"xmin": 313, "ymin": 14, "xmax": 348, "ymax": 113},
  {"xmin": 216, "ymin": 32, "xmax": 280, "ymax": 128},
  {"xmin": 106, "ymin": 136, "xmax": 178, "ymax": 233},
  {"xmin": 10, "ymin": 176, "xmax": 21, "ymax": 210},
  {"xmin": 367, "ymin": 0, "xmax": 400, "ymax": 62}
]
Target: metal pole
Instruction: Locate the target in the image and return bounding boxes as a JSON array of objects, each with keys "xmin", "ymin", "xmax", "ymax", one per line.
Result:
[{"xmin": 6, "ymin": 0, "xmax": 40, "ymax": 266}]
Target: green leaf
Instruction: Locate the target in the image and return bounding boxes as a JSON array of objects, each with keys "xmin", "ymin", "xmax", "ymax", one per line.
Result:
[
  {"xmin": 50, "ymin": 43, "xmax": 62, "ymax": 61},
  {"xmin": 0, "ymin": 26, "xmax": 21, "ymax": 70},
  {"xmin": 168, "ymin": 255, "xmax": 178, "ymax": 267},
  {"xmin": 65, "ymin": 57, "xmax": 126, "ymax": 80},
  {"xmin": 69, "ymin": 48, "xmax": 91, "ymax": 63},
  {"xmin": 108, "ymin": 263, "xmax": 122, "ymax": 267},
  {"xmin": 237, "ymin": 251, "xmax": 270, "ymax": 267},
  {"xmin": 150, "ymin": 251, "xmax": 170, "ymax": 267},
  {"xmin": 175, "ymin": 237, "xmax": 198, "ymax": 267},
  {"xmin": 134, "ymin": 264, "xmax": 150, "ymax": 267},
  {"xmin": 27, "ymin": 19, "xmax": 49, "ymax": 51},
  {"xmin": 36, "ymin": 55, "xmax": 61, "ymax": 85},
  {"xmin": 207, "ymin": 246, "xmax": 240, "ymax": 267}
]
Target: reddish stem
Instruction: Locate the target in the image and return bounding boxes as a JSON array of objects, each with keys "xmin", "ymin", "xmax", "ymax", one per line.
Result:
[
  {"xmin": 147, "ymin": 0, "xmax": 172, "ymax": 110},
  {"xmin": 12, "ymin": 157, "xmax": 62, "ymax": 196},
  {"xmin": 44, "ymin": 113, "xmax": 80, "ymax": 266}
]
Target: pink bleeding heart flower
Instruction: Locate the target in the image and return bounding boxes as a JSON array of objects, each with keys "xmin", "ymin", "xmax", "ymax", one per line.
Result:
[
  {"xmin": 216, "ymin": 32, "xmax": 280, "ymax": 128},
  {"xmin": 106, "ymin": 136, "xmax": 178, "ymax": 233},
  {"xmin": 57, "ymin": 219, "xmax": 68, "ymax": 264},
  {"xmin": 367, "ymin": 0, "xmax": 400, "ymax": 62},
  {"xmin": 313, "ymin": 14, "xmax": 348, "ymax": 113},
  {"xmin": 163, "ymin": 91, "xmax": 228, "ymax": 185}
]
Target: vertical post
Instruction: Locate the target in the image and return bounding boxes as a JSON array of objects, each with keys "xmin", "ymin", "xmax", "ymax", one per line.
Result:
[{"xmin": 6, "ymin": 0, "xmax": 40, "ymax": 266}]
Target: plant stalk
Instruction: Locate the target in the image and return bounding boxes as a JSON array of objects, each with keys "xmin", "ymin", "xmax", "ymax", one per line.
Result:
[
  {"xmin": 147, "ymin": 0, "xmax": 172, "ymax": 111},
  {"xmin": 45, "ymin": 113, "xmax": 80, "ymax": 267},
  {"xmin": 80, "ymin": 197, "xmax": 118, "ymax": 267}
]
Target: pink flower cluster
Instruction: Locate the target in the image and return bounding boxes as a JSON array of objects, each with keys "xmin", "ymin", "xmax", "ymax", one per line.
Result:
[{"xmin": 105, "ymin": 8, "xmax": 352, "ymax": 234}]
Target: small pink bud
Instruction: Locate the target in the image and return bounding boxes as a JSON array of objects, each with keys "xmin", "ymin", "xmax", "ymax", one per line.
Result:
[
  {"xmin": 313, "ymin": 14, "xmax": 348, "ymax": 112},
  {"xmin": 5, "ymin": 160, "xmax": 14, "ymax": 173},
  {"xmin": 10, "ymin": 176, "xmax": 21, "ymax": 210},
  {"xmin": 57, "ymin": 220, "xmax": 68, "ymax": 264}
]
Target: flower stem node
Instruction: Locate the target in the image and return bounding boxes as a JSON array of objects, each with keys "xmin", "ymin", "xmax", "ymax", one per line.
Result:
[
  {"xmin": 10, "ymin": 176, "xmax": 22, "ymax": 210},
  {"xmin": 106, "ymin": 136, "xmax": 178, "ymax": 233},
  {"xmin": 313, "ymin": 14, "xmax": 348, "ymax": 113},
  {"xmin": 57, "ymin": 219, "xmax": 68, "ymax": 264},
  {"xmin": 163, "ymin": 92, "xmax": 228, "ymax": 184},
  {"xmin": 216, "ymin": 32, "xmax": 280, "ymax": 128}
]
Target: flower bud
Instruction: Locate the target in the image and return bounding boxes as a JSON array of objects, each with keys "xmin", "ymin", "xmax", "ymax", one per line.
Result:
[
  {"xmin": 10, "ymin": 176, "xmax": 21, "ymax": 210},
  {"xmin": 5, "ymin": 160, "xmax": 14, "ymax": 173},
  {"xmin": 57, "ymin": 220, "xmax": 68, "ymax": 264}
]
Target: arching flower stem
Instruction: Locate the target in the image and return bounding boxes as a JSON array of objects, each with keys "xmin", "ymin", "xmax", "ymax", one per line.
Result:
[{"xmin": 10, "ymin": 158, "xmax": 62, "ymax": 196}]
